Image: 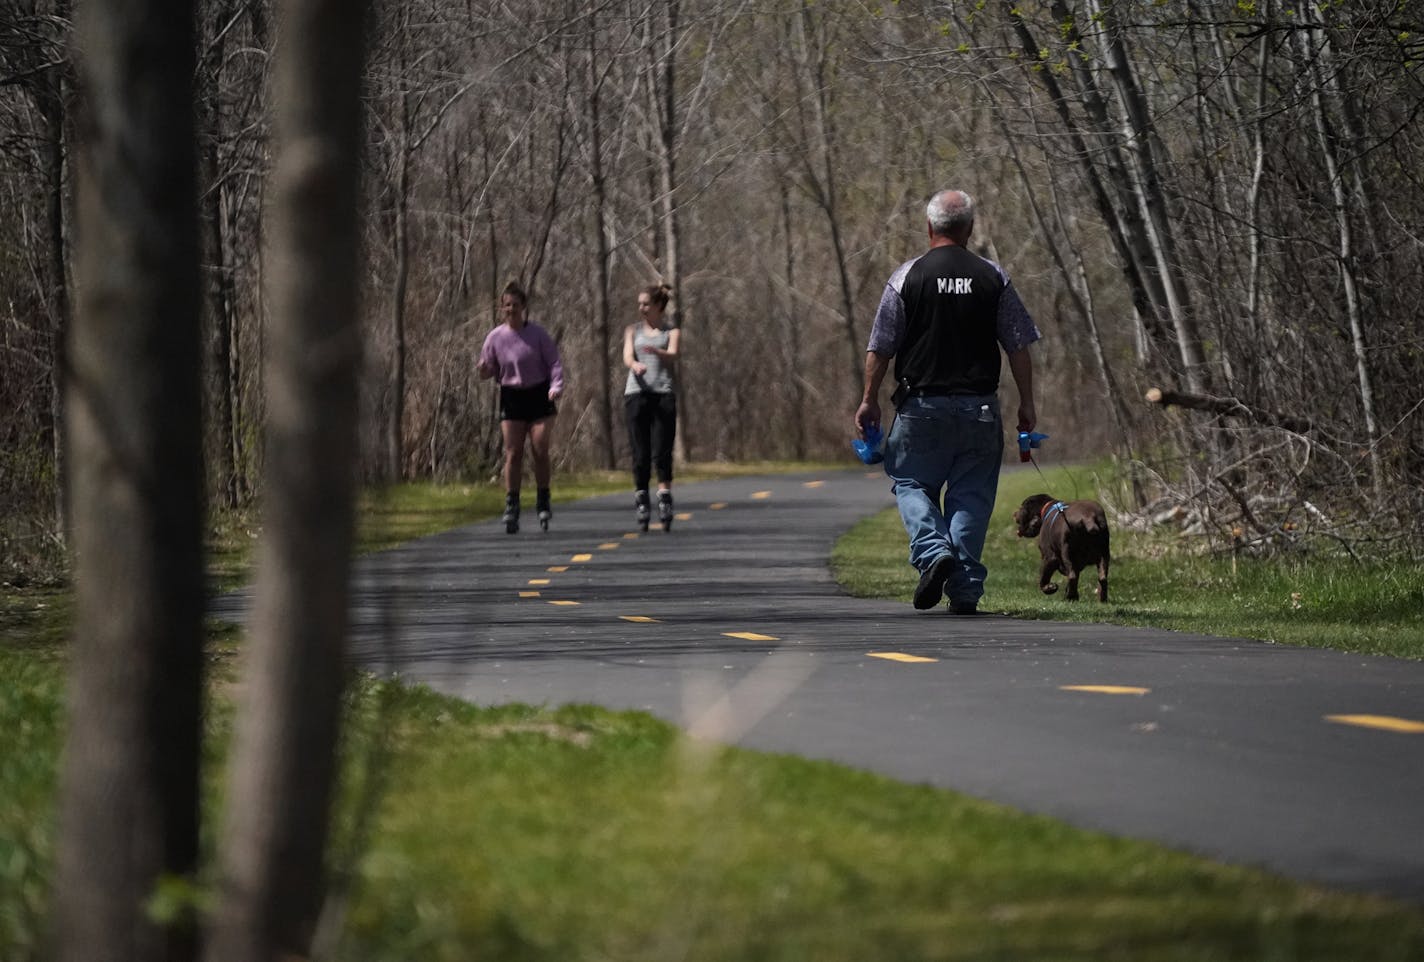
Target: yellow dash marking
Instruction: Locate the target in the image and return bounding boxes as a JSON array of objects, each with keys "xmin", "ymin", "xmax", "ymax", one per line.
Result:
[
  {"xmin": 675, "ymin": 512, "xmax": 693, "ymax": 521},
  {"xmin": 1326, "ymin": 714, "xmax": 1424, "ymax": 734},
  {"xmin": 547, "ymin": 566, "xmax": 569, "ymax": 573},
  {"xmin": 571, "ymin": 554, "xmax": 593, "ymax": 562},
  {"xmin": 527, "ymin": 578, "xmax": 551, "ymax": 585},
  {"xmin": 751, "ymin": 490, "xmax": 772, "ymax": 499},
  {"xmin": 624, "ymin": 532, "xmax": 640, "ymax": 539},
  {"xmin": 1061, "ymin": 685, "xmax": 1151, "ymax": 696},
  {"xmin": 868, "ymin": 651, "xmax": 938, "ymax": 664},
  {"xmin": 548, "ymin": 600, "xmax": 580, "ymax": 607},
  {"xmin": 519, "ymin": 591, "xmax": 541, "ymax": 598},
  {"xmin": 803, "ymin": 480, "xmax": 826, "ymax": 488},
  {"xmin": 709, "ymin": 502, "xmax": 727, "ymax": 510},
  {"xmin": 599, "ymin": 542, "xmax": 620, "ymax": 550},
  {"xmin": 620, "ymin": 615, "xmax": 660, "ymax": 624},
  {"xmin": 723, "ymin": 631, "xmax": 779, "ymax": 642}
]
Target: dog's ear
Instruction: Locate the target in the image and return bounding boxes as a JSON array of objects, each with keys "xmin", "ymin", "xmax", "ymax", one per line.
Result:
[
  {"xmin": 1014, "ymin": 497, "xmax": 1043, "ymax": 537},
  {"xmin": 1017, "ymin": 494, "xmax": 1052, "ymax": 537}
]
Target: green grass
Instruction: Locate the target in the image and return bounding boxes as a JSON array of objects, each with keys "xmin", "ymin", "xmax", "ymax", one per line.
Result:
[
  {"xmin": 320, "ymin": 681, "xmax": 1424, "ymax": 961},
  {"xmin": 5, "ymin": 660, "xmax": 1422, "ymax": 961},
  {"xmin": 833, "ymin": 463, "xmax": 1424, "ymax": 659},
  {"xmin": 6, "ymin": 461, "xmax": 1424, "ymax": 959}
]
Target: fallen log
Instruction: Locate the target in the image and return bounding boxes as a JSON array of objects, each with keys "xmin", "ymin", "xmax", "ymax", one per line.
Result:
[{"xmin": 1144, "ymin": 387, "xmax": 1315, "ymax": 434}]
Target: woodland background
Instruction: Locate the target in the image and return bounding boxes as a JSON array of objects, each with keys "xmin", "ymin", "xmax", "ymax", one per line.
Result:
[
  {"xmin": 3, "ymin": 0, "xmax": 1423, "ymax": 579},
  {"xmin": 5, "ymin": 3, "xmax": 1424, "ymax": 960}
]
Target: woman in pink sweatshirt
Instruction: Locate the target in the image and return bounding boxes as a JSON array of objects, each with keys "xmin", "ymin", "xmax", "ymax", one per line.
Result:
[{"xmin": 477, "ymin": 281, "xmax": 565, "ymax": 533}]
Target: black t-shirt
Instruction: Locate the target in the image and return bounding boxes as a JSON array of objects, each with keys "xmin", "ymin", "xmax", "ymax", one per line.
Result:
[{"xmin": 894, "ymin": 245, "xmax": 1005, "ymax": 396}]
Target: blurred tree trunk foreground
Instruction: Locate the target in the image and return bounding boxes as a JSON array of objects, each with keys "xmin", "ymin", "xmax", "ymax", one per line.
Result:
[
  {"xmin": 53, "ymin": 1, "xmax": 204, "ymax": 960},
  {"xmin": 52, "ymin": 0, "xmax": 369, "ymax": 959}
]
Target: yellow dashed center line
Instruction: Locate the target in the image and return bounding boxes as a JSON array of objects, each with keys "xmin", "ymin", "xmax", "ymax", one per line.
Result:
[
  {"xmin": 1061, "ymin": 685, "xmax": 1151, "ymax": 696},
  {"xmin": 519, "ymin": 591, "xmax": 541, "ymax": 598},
  {"xmin": 527, "ymin": 578, "xmax": 550, "ymax": 585},
  {"xmin": 751, "ymin": 490, "xmax": 772, "ymax": 500},
  {"xmin": 803, "ymin": 480, "xmax": 825, "ymax": 488},
  {"xmin": 868, "ymin": 651, "xmax": 938, "ymax": 664},
  {"xmin": 624, "ymin": 532, "xmax": 640, "ymax": 539},
  {"xmin": 598, "ymin": 542, "xmax": 620, "ymax": 550},
  {"xmin": 709, "ymin": 502, "xmax": 727, "ymax": 510},
  {"xmin": 547, "ymin": 566, "xmax": 569, "ymax": 573},
  {"xmin": 723, "ymin": 631, "xmax": 779, "ymax": 641},
  {"xmin": 548, "ymin": 600, "xmax": 580, "ymax": 607},
  {"xmin": 1326, "ymin": 714, "xmax": 1424, "ymax": 734},
  {"xmin": 571, "ymin": 554, "xmax": 593, "ymax": 563},
  {"xmin": 619, "ymin": 615, "xmax": 660, "ymax": 623},
  {"xmin": 675, "ymin": 512, "xmax": 692, "ymax": 521}
]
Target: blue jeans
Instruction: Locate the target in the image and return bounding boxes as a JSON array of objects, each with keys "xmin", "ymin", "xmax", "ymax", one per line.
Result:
[{"xmin": 883, "ymin": 394, "xmax": 1003, "ymax": 606}]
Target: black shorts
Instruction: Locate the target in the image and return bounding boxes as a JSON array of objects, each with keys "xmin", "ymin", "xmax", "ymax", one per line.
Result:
[{"xmin": 499, "ymin": 382, "xmax": 557, "ymax": 422}]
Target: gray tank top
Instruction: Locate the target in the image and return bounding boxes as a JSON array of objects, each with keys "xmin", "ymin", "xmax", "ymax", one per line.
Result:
[{"xmin": 624, "ymin": 326, "xmax": 675, "ymax": 395}]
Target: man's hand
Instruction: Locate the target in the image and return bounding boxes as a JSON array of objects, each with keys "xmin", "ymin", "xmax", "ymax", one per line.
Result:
[
  {"xmin": 477, "ymin": 359, "xmax": 495, "ymax": 380},
  {"xmin": 855, "ymin": 399, "xmax": 881, "ymax": 441},
  {"xmin": 858, "ymin": 351, "xmax": 891, "ymax": 441},
  {"xmin": 1006, "ymin": 347, "xmax": 1036, "ymax": 433},
  {"xmin": 1016, "ymin": 400, "xmax": 1036, "ymax": 434}
]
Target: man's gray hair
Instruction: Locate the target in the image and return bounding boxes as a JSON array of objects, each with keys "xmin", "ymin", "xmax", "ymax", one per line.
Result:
[{"xmin": 926, "ymin": 189, "xmax": 975, "ymax": 237}]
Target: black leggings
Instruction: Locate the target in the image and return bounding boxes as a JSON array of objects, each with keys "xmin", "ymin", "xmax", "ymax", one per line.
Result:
[{"xmin": 625, "ymin": 391, "xmax": 676, "ymax": 490}]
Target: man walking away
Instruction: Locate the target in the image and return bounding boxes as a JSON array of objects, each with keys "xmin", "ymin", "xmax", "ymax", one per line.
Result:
[{"xmin": 854, "ymin": 189, "xmax": 1040, "ymax": 613}]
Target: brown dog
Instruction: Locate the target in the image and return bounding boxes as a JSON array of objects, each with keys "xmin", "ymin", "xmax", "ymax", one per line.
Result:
[{"xmin": 1013, "ymin": 493, "xmax": 1110, "ymax": 602}]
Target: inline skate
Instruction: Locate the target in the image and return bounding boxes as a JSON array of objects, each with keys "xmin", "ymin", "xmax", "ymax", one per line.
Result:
[
  {"xmin": 657, "ymin": 490, "xmax": 674, "ymax": 532},
  {"xmin": 536, "ymin": 488, "xmax": 552, "ymax": 532}
]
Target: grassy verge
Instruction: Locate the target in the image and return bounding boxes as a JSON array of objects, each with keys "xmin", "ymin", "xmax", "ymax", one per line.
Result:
[
  {"xmin": 5, "ymin": 661, "xmax": 1422, "ymax": 961},
  {"xmin": 833, "ymin": 462, "xmax": 1424, "ymax": 659},
  {"xmin": 6, "ymin": 461, "xmax": 1424, "ymax": 958}
]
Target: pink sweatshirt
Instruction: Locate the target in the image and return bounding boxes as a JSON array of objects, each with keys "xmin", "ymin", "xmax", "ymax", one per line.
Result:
[{"xmin": 479, "ymin": 321, "xmax": 564, "ymax": 394}]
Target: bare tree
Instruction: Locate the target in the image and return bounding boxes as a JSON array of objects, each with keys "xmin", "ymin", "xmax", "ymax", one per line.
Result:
[
  {"xmin": 204, "ymin": 0, "xmax": 369, "ymax": 958},
  {"xmin": 0, "ymin": 0, "xmax": 74, "ymax": 536},
  {"xmin": 52, "ymin": 1, "xmax": 204, "ymax": 960}
]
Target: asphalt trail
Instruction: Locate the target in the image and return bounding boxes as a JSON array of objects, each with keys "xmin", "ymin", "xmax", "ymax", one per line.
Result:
[{"xmin": 213, "ymin": 468, "xmax": 1424, "ymax": 903}]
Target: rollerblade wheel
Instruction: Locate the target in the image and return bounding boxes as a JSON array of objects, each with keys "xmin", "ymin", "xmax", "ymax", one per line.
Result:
[
  {"xmin": 505, "ymin": 519, "xmax": 519, "ymax": 534},
  {"xmin": 662, "ymin": 516, "xmax": 673, "ymax": 532},
  {"xmin": 639, "ymin": 517, "xmax": 650, "ymax": 532}
]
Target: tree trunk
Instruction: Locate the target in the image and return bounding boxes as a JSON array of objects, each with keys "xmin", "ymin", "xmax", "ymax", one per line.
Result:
[
  {"xmin": 583, "ymin": 8, "xmax": 616, "ymax": 470},
  {"xmin": 204, "ymin": 0, "xmax": 369, "ymax": 957},
  {"xmin": 42, "ymin": 67, "xmax": 71, "ymax": 538},
  {"xmin": 1000, "ymin": 108, "xmax": 1133, "ymax": 455},
  {"xmin": 777, "ymin": 176, "xmax": 806, "ymax": 460},
  {"xmin": 200, "ymin": 0, "xmax": 238, "ymax": 510},
  {"xmin": 791, "ymin": 5, "xmax": 861, "ymax": 395},
  {"xmin": 644, "ymin": 0, "xmax": 690, "ymax": 462},
  {"xmin": 1009, "ymin": 0, "xmax": 1171, "ymax": 368},
  {"xmin": 1083, "ymin": 0, "xmax": 1211, "ymax": 393},
  {"xmin": 54, "ymin": 2, "xmax": 204, "ymax": 960},
  {"xmin": 1292, "ymin": 18, "xmax": 1382, "ymax": 498},
  {"xmin": 387, "ymin": 101, "xmax": 411, "ymax": 481}
]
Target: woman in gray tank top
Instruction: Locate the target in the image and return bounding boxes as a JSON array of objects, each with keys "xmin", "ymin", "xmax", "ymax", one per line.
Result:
[{"xmin": 622, "ymin": 283, "xmax": 681, "ymax": 530}]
